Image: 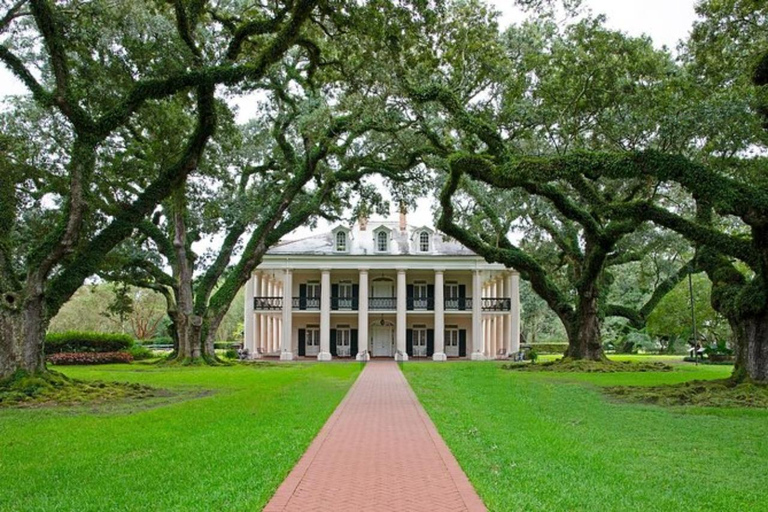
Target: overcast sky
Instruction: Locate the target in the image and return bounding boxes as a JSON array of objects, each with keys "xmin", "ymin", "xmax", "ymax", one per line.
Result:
[{"xmin": 0, "ymin": 0, "xmax": 700, "ymax": 237}]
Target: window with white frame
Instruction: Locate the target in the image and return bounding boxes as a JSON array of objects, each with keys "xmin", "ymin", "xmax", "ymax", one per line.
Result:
[
  {"xmin": 413, "ymin": 280, "xmax": 428, "ymax": 309},
  {"xmin": 306, "ymin": 281, "xmax": 320, "ymax": 309},
  {"xmin": 377, "ymin": 230, "xmax": 388, "ymax": 252},
  {"xmin": 419, "ymin": 231, "xmax": 430, "ymax": 252},
  {"xmin": 412, "ymin": 324, "xmax": 428, "ymax": 357},
  {"xmin": 306, "ymin": 325, "xmax": 320, "ymax": 356},
  {"xmin": 338, "ymin": 281, "xmax": 353, "ymax": 309},
  {"xmin": 336, "ymin": 325, "xmax": 351, "ymax": 357},
  {"xmin": 336, "ymin": 230, "xmax": 347, "ymax": 252},
  {"xmin": 445, "ymin": 282, "xmax": 459, "ymax": 309},
  {"xmin": 445, "ymin": 325, "xmax": 459, "ymax": 356}
]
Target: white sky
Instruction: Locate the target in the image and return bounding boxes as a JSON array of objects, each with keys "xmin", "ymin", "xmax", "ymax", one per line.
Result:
[{"xmin": 0, "ymin": 0, "xmax": 699, "ymax": 238}]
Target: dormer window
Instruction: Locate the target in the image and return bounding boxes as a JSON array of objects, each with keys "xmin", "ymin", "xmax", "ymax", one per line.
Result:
[
  {"xmin": 377, "ymin": 231, "xmax": 388, "ymax": 252},
  {"xmin": 373, "ymin": 225, "xmax": 392, "ymax": 254},
  {"xmin": 419, "ymin": 231, "xmax": 430, "ymax": 252},
  {"xmin": 336, "ymin": 230, "xmax": 347, "ymax": 252}
]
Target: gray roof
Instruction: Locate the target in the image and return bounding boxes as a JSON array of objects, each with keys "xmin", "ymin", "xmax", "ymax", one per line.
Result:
[{"xmin": 267, "ymin": 220, "xmax": 477, "ymax": 257}]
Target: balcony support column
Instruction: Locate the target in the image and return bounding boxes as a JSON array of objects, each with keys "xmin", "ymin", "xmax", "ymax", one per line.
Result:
[
  {"xmin": 280, "ymin": 269, "xmax": 294, "ymax": 360},
  {"xmin": 471, "ymin": 270, "xmax": 485, "ymax": 360},
  {"xmin": 318, "ymin": 269, "xmax": 332, "ymax": 361},
  {"xmin": 356, "ymin": 269, "xmax": 370, "ymax": 360},
  {"xmin": 395, "ymin": 269, "xmax": 408, "ymax": 361},
  {"xmin": 433, "ymin": 270, "xmax": 447, "ymax": 361}
]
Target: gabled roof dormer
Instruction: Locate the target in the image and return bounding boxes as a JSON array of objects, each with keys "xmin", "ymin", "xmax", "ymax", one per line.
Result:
[
  {"xmin": 372, "ymin": 225, "xmax": 393, "ymax": 254},
  {"xmin": 331, "ymin": 225, "xmax": 352, "ymax": 253},
  {"xmin": 411, "ymin": 226, "xmax": 434, "ymax": 254}
]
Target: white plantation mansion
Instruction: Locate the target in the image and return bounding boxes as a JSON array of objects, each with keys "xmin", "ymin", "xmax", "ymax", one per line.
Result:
[{"xmin": 243, "ymin": 213, "xmax": 521, "ymax": 361}]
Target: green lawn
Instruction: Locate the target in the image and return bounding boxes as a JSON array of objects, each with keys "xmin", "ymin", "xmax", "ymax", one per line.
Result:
[
  {"xmin": 0, "ymin": 362, "xmax": 361, "ymax": 512},
  {"xmin": 403, "ymin": 361, "xmax": 768, "ymax": 512}
]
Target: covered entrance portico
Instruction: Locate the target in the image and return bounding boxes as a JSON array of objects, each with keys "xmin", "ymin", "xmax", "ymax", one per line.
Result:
[{"xmin": 370, "ymin": 320, "xmax": 395, "ymax": 358}]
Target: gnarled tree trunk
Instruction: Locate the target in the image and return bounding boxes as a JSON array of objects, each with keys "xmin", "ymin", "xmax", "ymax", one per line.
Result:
[
  {"xmin": 0, "ymin": 293, "xmax": 47, "ymax": 380},
  {"xmin": 563, "ymin": 284, "xmax": 605, "ymax": 361},
  {"xmin": 730, "ymin": 310, "xmax": 768, "ymax": 383}
]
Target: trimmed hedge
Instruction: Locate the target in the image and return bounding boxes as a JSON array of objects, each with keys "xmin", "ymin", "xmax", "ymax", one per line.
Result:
[
  {"xmin": 214, "ymin": 341, "xmax": 240, "ymax": 350},
  {"xmin": 45, "ymin": 331, "xmax": 133, "ymax": 354},
  {"xmin": 530, "ymin": 343, "xmax": 569, "ymax": 354},
  {"xmin": 47, "ymin": 352, "xmax": 133, "ymax": 365}
]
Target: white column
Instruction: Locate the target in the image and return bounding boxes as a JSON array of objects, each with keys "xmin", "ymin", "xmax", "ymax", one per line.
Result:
[
  {"xmin": 244, "ymin": 273, "xmax": 255, "ymax": 357},
  {"xmin": 318, "ymin": 269, "xmax": 332, "ymax": 361},
  {"xmin": 395, "ymin": 269, "xmax": 408, "ymax": 361},
  {"xmin": 433, "ymin": 270, "xmax": 446, "ymax": 361},
  {"xmin": 357, "ymin": 269, "xmax": 370, "ymax": 360},
  {"xmin": 471, "ymin": 270, "xmax": 485, "ymax": 360},
  {"xmin": 508, "ymin": 272, "xmax": 521, "ymax": 356},
  {"xmin": 280, "ymin": 269, "xmax": 294, "ymax": 360}
]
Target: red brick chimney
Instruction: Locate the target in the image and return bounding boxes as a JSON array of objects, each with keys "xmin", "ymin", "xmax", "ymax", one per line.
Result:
[
  {"xmin": 359, "ymin": 214, "xmax": 368, "ymax": 231},
  {"xmin": 399, "ymin": 203, "xmax": 407, "ymax": 232}
]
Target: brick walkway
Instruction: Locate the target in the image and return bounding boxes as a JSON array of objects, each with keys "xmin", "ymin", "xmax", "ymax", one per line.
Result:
[{"xmin": 264, "ymin": 361, "xmax": 486, "ymax": 512}]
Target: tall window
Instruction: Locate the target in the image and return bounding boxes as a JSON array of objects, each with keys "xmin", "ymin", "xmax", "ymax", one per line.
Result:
[
  {"xmin": 336, "ymin": 231, "xmax": 347, "ymax": 252},
  {"xmin": 377, "ymin": 231, "xmax": 388, "ymax": 252},
  {"xmin": 419, "ymin": 231, "xmax": 430, "ymax": 252}
]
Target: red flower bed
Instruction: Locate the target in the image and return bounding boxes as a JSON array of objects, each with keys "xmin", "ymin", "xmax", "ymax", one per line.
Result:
[{"xmin": 47, "ymin": 351, "xmax": 134, "ymax": 365}]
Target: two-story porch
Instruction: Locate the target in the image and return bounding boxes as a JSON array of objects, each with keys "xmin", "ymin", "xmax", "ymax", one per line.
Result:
[{"xmin": 244, "ymin": 263, "xmax": 521, "ymax": 361}]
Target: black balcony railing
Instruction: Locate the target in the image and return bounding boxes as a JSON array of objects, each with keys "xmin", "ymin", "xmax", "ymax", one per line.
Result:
[
  {"xmin": 407, "ymin": 297, "xmax": 435, "ymax": 310},
  {"xmin": 369, "ymin": 297, "xmax": 397, "ymax": 310},
  {"xmin": 254, "ymin": 297, "xmax": 283, "ymax": 310},
  {"xmin": 292, "ymin": 297, "xmax": 321, "ymax": 310},
  {"xmin": 331, "ymin": 297, "xmax": 358, "ymax": 310},
  {"xmin": 481, "ymin": 298, "xmax": 511, "ymax": 311},
  {"xmin": 444, "ymin": 298, "xmax": 472, "ymax": 311}
]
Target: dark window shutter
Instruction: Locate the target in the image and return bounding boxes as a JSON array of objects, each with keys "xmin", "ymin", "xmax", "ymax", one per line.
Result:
[
  {"xmin": 351, "ymin": 329, "xmax": 358, "ymax": 358},
  {"xmin": 407, "ymin": 284, "xmax": 414, "ymax": 310},
  {"xmin": 459, "ymin": 285, "xmax": 467, "ymax": 310},
  {"xmin": 406, "ymin": 329, "xmax": 413, "ymax": 357},
  {"xmin": 459, "ymin": 329, "xmax": 467, "ymax": 357},
  {"xmin": 330, "ymin": 329, "xmax": 337, "ymax": 356},
  {"xmin": 298, "ymin": 329, "xmax": 306, "ymax": 356},
  {"xmin": 427, "ymin": 284, "xmax": 435, "ymax": 310},
  {"xmin": 427, "ymin": 329, "xmax": 434, "ymax": 357},
  {"xmin": 299, "ymin": 284, "xmax": 307, "ymax": 310},
  {"xmin": 331, "ymin": 284, "xmax": 339, "ymax": 310},
  {"xmin": 352, "ymin": 284, "xmax": 359, "ymax": 310}
]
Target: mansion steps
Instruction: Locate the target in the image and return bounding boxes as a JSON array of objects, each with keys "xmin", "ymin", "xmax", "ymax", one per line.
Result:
[{"xmin": 243, "ymin": 215, "xmax": 521, "ymax": 361}]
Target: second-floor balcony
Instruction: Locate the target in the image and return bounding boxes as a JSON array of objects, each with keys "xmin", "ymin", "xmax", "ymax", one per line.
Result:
[{"xmin": 254, "ymin": 296, "xmax": 511, "ymax": 312}]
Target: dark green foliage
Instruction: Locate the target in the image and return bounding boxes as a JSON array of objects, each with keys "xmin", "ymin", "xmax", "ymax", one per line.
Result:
[
  {"xmin": 128, "ymin": 344, "xmax": 155, "ymax": 361},
  {"xmin": 44, "ymin": 331, "xmax": 133, "ymax": 354}
]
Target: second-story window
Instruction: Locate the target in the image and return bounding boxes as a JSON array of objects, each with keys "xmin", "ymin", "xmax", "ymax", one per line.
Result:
[
  {"xmin": 336, "ymin": 231, "xmax": 347, "ymax": 252},
  {"xmin": 377, "ymin": 231, "xmax": 388, "ymax": 252},
  {"xmin": 419, "ymin": 231, "xmax": 430, "ymax": 252}
]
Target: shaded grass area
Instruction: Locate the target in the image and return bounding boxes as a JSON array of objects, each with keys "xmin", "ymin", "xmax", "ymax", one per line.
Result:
[
  {"xmin": 605, "ymin": 378, "xmax": 768, "ymax": 408},
  {"xmin": 403, "ymin": 362, "xmax": 768, "ymax": 512},
  {"xmin": 0, "ymin": 362, "xmax": 361, "ymax": 511},
  {"xmin": 503, "ymin": 358, "xmax": 674, "ymax": 373},
  {"xmin": 0, "ymin": 370, "xmax": 163, "ymax": 407}
]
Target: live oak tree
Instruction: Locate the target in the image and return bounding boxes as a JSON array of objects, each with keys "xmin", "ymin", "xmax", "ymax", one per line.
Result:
[
  {"xmin": 0, "ymin": 0, "xmax": 333, "ymax": 380},
  {"xmin": 96, "ymin": 4, "xmax": 436, "ymax": 363},
  {"xmin": 407, "ymin": 12, "xmax": 698, "ymax": 360}
]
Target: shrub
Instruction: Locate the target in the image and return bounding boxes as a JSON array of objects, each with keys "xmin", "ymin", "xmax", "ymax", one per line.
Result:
[
  {"xmin": 528, "ymin": 349, "xmax": 539, "ymax": 363},
  {"xmin": 47, "ymin": 352, "xmax": 133, "ymax": 365},
  {"xmin": 128, "ymin": 345, "xmax": 155, "ymax": 361},
  {"xmin": 145, "ymin": 336, "xmax": 173, "ymax": 346},
  {"xmin": 224, "ymin": 348, "xmax": 238, "ymax": 359},
  {"xmin": 530, "ymin": 343, "xmax": 568, "ymax": 354},
  {"xmin": 45, "ymin": 331, "xmax": 133, "ymax": 354}
]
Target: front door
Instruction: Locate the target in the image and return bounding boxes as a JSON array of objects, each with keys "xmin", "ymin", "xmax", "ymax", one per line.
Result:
[{"xmin": 371, "ymin": 325, "xmax": 393, "ymax": 357}]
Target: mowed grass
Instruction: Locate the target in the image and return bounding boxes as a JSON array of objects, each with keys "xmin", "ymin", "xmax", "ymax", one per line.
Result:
[
  {"xmin": 403, "ymin": 361, "xmax": 768, "ymax": 512},
  {"xmin": 0, "ymin": 362, "xmax": 361, "ymax": 512}
]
